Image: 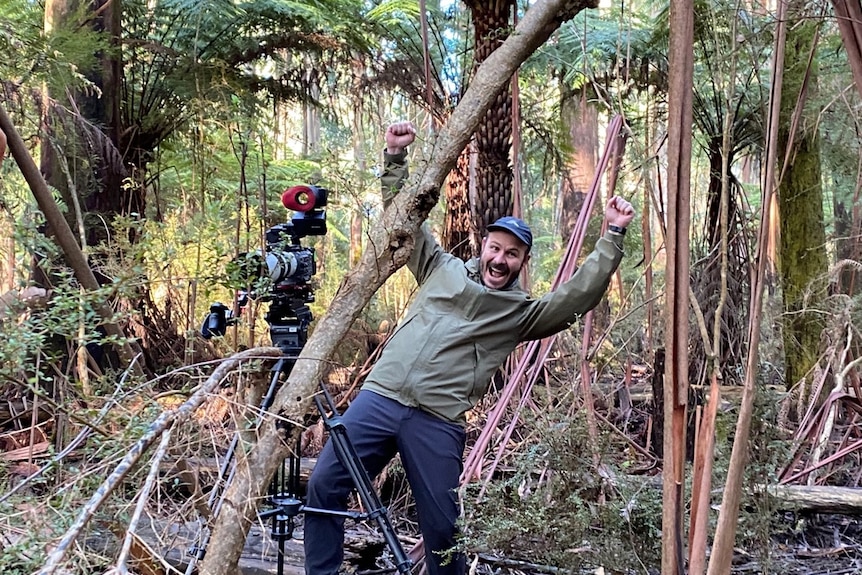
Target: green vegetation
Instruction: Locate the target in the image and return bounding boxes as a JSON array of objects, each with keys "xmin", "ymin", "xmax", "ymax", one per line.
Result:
[{"xmin": 1, "ymin": 0, "xmax": 861, "ymax": 571}]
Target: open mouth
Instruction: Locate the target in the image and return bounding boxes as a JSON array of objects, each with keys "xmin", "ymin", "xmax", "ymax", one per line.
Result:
[{"xmin": 485, "ymin": 266, "xmax": 510, "ymax": 285}]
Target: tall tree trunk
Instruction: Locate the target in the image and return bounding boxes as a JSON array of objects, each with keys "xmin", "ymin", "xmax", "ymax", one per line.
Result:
[
  {"xmin": 777, "ymin": 13, "xmax": 828, "ymax": 392},
  {"xmin": 40, "ymin": 0, "xmax": 159, "ymax": 375},
  {"xmin": 558, "ymin": 82, "xmax": 598, "ymax": 246},
  {"xmin": 831, "ymin": 0, "xmax": 862, "ymax": 295},
  {"xmin": 832, "ymin": 172, "xmax": 861, "ymax": 295},
  {"xmin": 42, "ymin": 0, "xmax": 134, "ymax": 244},
  {"xmin": 464, "ymin": 0, "xmax": 517, "ymax": 246},
  {"xmin": 662, "ymin": 0, "xmax": 694, "ymax": 571}
]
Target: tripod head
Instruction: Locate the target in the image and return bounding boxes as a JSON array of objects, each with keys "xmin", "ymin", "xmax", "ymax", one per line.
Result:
[{"xmin": 265, "ymin": 293, "xmax": 313, "ymax": 357}]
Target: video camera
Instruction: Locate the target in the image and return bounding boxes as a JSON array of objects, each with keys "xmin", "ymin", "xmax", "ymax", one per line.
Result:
[{"xmin": 200, "ymin": 184, "xmax": 328, "ymax": 340}]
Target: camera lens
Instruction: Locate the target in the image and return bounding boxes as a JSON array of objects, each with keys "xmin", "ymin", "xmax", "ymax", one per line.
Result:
[{"xmin": 265, "ymin": 251, "xmax": 299, "ymax": 283}]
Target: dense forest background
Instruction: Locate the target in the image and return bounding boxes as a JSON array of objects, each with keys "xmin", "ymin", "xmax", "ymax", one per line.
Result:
[{"xmin": 1, "ymin": 0, "xmax": 862, "ymax": 573}]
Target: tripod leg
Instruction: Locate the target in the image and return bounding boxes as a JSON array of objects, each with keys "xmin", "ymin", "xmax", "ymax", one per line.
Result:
[
  {"xmin": 314, "ymin": 392, "xmax": 412, "ymax": 574},
  {"xmin": 185, "ymin": 364, "xmax": 293, "ymax": 574}
]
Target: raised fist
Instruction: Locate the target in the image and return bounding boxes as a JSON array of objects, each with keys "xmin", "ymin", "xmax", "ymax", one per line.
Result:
[
  {"xmin": 605, "ymin": 196, "xmax": 635, "ymax": 228},
  {"xmin": 385, "ymin": 121, "xmax": 416, "ymax": 155}
]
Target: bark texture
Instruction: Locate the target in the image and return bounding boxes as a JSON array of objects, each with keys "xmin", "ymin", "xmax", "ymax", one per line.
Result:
[
  {"xmin": 776, "ymin": 11, "xmax": 827, "ymax": 391},
  {"xmin": 661, "ymin": 0, "xmax": 694, "ymax": 571},
  {"xmin": 464, "ymin": 0, "xmax": 517, "ymax": 246}
]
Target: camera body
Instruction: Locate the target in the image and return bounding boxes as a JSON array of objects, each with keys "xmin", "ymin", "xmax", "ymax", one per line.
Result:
[{"xmin": 201, "ymin": 185, "xmax": 328, "ymax": 339}]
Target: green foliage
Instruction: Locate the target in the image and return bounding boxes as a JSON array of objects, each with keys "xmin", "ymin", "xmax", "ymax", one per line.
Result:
[
  {"xmin": 461, "ymin": 411, "xmax": 662, "ymax": 573},
  {"xmin": 0, "ymin": 209, "xmax": 152, "ymax": 401},
  {"xmin": 737, "ymin": 387, "xmax": 793, "ymax": 569},
  {"xmin": 0, "ymin": 530, "xmax": 47, "ymax": 574},
  {"xmin": 1, "ymin": 0, "xmax": 107, "ymax": 94},
  {"xmin": 551, "ymin": 11, "xmax": 659, "ymax": 91}
]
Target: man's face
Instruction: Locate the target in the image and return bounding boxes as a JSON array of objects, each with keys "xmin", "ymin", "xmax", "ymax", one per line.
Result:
[{"xmin": 479, "ymin": 231, "xmax": 531, "ymax": 290}]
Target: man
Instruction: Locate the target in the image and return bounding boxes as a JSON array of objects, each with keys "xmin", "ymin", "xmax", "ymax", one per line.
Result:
[{"xmin": 304, "ymin": 122, "xmax": 634, "ymax": 575}]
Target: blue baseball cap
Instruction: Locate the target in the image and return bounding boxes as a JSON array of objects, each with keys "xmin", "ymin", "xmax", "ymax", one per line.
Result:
[{"xmin": 487, "ymin": 216, "xmax": 533, "ymax": 250}]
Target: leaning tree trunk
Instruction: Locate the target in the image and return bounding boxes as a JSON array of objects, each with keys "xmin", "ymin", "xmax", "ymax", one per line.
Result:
[
  {"xmin": 194, "ymin": 0, "xmax": 601, "ymax": 572},
  {"xmin": 777, "ymin": 12, "xmax": 828, "ymax": 393}
]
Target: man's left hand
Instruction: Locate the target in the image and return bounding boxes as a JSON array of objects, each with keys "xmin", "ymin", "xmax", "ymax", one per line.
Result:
[{"xmin": 605, "ymin": 196, "xmax": 635, "ymax": 228}]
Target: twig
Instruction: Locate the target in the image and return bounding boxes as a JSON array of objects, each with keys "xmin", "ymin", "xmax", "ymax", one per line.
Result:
[
  {"xmin": 115, "ymin": 427, "xmax": 173, "ymax": 574},
  {"xmin": 37, "ymin": 347, "xmax": 282, "ymax": 575},
  {"xmin": 476, "ymin": 552, "xmax": 576, "ymax": 574}
]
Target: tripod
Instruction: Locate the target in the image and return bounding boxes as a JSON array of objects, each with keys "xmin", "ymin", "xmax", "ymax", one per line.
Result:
[{"xmin": 187, "ymin": 295, "xmax": 412, "ymax": 575}]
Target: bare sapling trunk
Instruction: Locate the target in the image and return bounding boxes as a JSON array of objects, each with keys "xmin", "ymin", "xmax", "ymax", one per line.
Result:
[
  {"xmin": 662, "ymin": 0, "xmax": 694, "ymax": 571},
  {"xmin": 706, "ymin": 1, "xmax": 788, "ymax": 572}
]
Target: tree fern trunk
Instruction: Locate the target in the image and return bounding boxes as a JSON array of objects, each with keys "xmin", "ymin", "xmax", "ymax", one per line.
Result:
[
  {"xmin": 443, "ymin": 145, "xmax": 475, "ymax": 260},
  {"xmin": 464, "ymin": 0, "xmax": 517, "ymax": 244}
]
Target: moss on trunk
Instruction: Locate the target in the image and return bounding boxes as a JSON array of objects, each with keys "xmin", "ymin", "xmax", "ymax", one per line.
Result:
[{"xmin": 777, "ymin": 15, "xmax": 828, "ymax": 391}]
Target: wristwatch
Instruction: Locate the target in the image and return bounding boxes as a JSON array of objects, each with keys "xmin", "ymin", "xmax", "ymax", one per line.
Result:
[{"xmin": 608, "ymin": 224, "xmax": 627, "ymax": 236}]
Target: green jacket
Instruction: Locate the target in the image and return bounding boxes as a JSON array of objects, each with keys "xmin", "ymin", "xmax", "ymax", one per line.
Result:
[{"xmin": 362, "ymin": 151, "xmax": 625, "ymax": 423}]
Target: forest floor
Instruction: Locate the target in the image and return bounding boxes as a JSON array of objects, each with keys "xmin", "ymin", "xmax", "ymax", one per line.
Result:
[
  {"xmin": 741, "ymin": 512, "xmax": 862, "ymax": 575},
  {"xmin": 144, "ymin": 508, "xmax": 862, "ymax": 575}
]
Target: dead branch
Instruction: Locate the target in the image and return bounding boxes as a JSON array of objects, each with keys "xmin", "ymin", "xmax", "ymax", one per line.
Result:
[
  {"xmin": 115, "ymin": 429, "xmax": 173, "ymax": 574},
  {"xmin": 768, "ymin": 485, "xmax": 862, "ymax": 515},
  {"xmin": 476, "ymin": 553, "xmax": 574, "ymax": 574},
  {"xmin": 37, "ymin": 347, "xmax": 282, "ymax": 575}
]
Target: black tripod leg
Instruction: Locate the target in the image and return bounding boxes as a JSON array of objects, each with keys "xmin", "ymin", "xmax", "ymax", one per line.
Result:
[
  {"xmin": 185, "ymin": 366, "xmax": 291, "ymax": 575},
  {"xmin": 314, "ymin": 392, "xmax": 412, "ymax": 574}
]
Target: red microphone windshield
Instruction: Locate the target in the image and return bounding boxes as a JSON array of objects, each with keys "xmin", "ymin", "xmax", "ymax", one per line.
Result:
[{"xmin": 281, "ymin": 185, "xmax": 317, "ymax": 212}]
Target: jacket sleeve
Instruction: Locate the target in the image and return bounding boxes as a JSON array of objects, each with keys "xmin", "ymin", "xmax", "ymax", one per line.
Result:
[
  {"xmin": 518, "ymin": 232, "xmax": 625, "ymax": 341},
  {"xmin": 380, "ymin": 151, "xmax": 445, "ymax": 286}
]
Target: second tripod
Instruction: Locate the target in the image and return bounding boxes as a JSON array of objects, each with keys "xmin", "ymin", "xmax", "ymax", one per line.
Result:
[{"xmin": 263, "ymin": 382, "xmax": 412, "ymax": 575}]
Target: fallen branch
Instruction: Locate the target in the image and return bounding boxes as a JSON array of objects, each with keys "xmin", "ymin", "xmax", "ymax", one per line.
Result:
[
  {"xmin": 116, "ymin": 428, "xmax": 174, "ymax": 575},
  {"xmin": 767, "ymin": 485, "xmax": 862, "ymax": 515},
  {"xmin": 37, "ymin": 348, "xmax": 283, "ymax": 575},
  {"xmin": 475, "ymin": 552, "xmax": 577, "ymax": 574}
]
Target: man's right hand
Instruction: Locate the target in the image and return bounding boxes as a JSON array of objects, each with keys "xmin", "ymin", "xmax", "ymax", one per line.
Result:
[{"xmin": 385, "ymin": 121, "xmax": 416, "ymax": 155}]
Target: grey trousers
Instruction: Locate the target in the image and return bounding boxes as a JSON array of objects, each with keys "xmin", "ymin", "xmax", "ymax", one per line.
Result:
[{"xmin": 304, "ymin": 390, "xmax": 467, "ymax": 575}]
